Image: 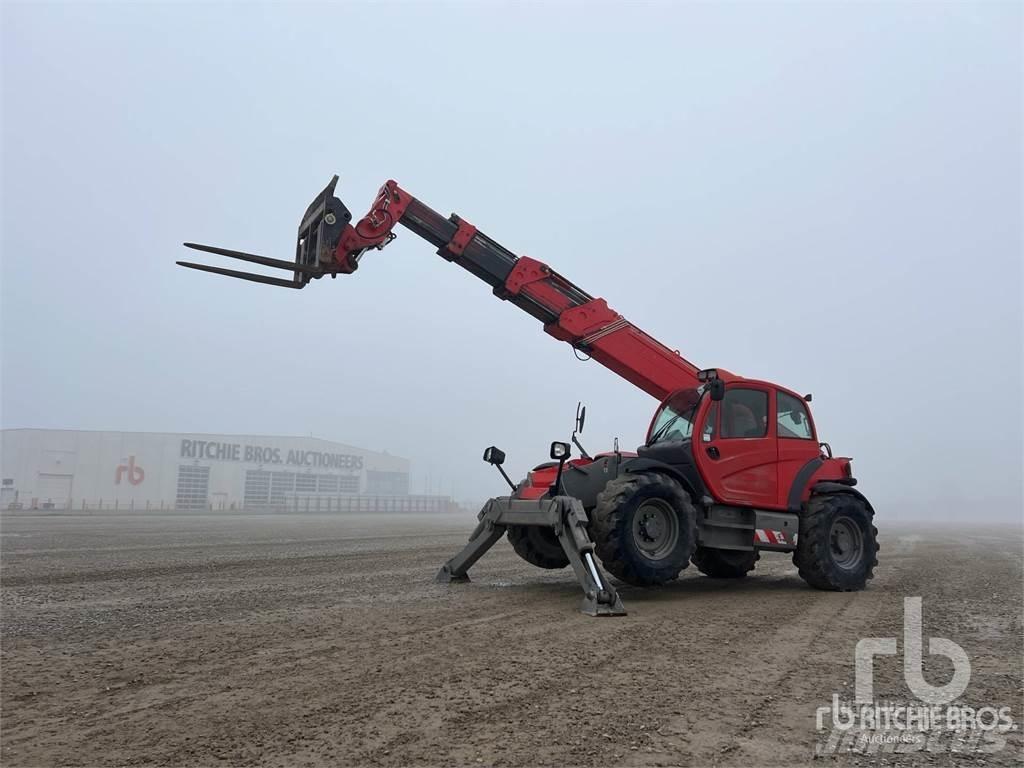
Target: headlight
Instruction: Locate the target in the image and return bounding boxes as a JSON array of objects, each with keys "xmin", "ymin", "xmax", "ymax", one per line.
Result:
[
  {"xmin": 482, "ymin": 446, "xmax": 506, "ymax": 466},
  {"xmin": 549, "ymin": 441, "xmax": 571, "ymax": 460}
]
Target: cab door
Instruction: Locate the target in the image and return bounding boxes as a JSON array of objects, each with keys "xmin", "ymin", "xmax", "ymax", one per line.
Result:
[
  {"xmin": 775, "ymin": 389, "xmax": 821, "ymax": 508},
  {"xmin": 694, "ymin": 384, "xmax": 779, "ymax": 509}
]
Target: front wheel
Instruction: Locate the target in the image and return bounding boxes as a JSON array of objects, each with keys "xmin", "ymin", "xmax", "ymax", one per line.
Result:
[
  {"xmin": 591, "ymin": 473, "xmax": 697, "ymax": 587},
  {"xmin": 794, "ymin": 493, "xmax": 878, "ymax": 590}
]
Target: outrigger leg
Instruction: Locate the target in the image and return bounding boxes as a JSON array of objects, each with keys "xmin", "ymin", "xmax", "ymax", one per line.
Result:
[{"xmin": 436, "ymin": 496, "xmax": 626, "ymax": 617}]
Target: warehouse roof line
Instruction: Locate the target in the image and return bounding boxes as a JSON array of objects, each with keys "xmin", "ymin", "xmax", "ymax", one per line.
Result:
[{"xmin": 0, "ymin": 428, "xmax": 404, "ymax": 461}]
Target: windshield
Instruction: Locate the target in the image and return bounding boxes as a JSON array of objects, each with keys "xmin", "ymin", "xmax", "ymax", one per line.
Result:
[{"xmin": 647, "ymin": 388, "xmax": 703, "ymax": 445}]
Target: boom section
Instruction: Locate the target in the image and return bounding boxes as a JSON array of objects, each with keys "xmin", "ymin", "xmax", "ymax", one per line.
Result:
[
  {"xmin": 181, "ymin": 176, "xmax": 702, "ymax": 401},
  {"xmin": 396, "ymin": 188, "xmax": 700, "ymax": 401}
]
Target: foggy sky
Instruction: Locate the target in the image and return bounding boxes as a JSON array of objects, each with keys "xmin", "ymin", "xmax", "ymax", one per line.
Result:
[{"xmin": 2, "ymin": 2, "xmax": 1021, "ymax": 520}]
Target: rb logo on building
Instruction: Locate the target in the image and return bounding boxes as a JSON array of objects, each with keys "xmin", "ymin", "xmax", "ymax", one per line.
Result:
[{"xmin": 115, "ymin": 456, "xmax": 145, "ymax": 486}]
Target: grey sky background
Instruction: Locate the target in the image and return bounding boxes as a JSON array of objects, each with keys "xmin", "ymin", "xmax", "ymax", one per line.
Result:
[{"xmin": 2, "ymin": 2, "xmax": 1021, "ymax": 519}]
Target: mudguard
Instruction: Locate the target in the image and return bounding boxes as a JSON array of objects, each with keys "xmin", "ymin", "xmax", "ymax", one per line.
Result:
[
  {"xmin": 622, "ymin": 457, "xmax": 702, "ymax": 502},
  {"xmin": 810, "ymin": 481, "xmax": 875, "ymax": 513}
]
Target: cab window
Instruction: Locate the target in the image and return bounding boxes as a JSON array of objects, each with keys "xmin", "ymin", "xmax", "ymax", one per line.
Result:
[
  {"xmin": 701, "ymin": 402, "xmax": 718, "ymax": 442},
  {"xmin": 646, "ymin": 388, "xmax": 702, "ymax": 444},
  {"xmin": 720, "ymin": 388, "xmax": 768, "ymax": 439},
  {"xmin": 777, "ymin": 391, "xmax": 813, "ymax": 439}
]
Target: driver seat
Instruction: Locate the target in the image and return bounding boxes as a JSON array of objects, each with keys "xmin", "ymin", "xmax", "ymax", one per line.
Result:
[{"xmin": 725, "ymin": 403, "xmax": 757, "ymax": 438}]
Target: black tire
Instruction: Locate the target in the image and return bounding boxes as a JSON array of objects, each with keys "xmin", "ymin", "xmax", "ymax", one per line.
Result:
[
  {"xmin": 691, "ymin": 547, "xmax": 760, "ymax": 578},
  {"xmin": 591, "ymin": 473, "xmax": 697, "ymax": 587},
  {"xmin": 794, "ymin": 493, "xmax": 878, "ymax": 591},
  {"xmin": 506, "ymin": 525, "xmax": 569, "ymax": 569}
]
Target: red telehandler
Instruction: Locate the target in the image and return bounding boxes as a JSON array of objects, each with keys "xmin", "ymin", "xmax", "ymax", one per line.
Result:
[{"xmin": 180, "ymin": 176, "xmax": 878, "ymax": 616}]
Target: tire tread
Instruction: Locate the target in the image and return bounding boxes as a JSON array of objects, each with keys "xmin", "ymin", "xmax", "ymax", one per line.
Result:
[
  {"xmin": 507, "ymin": 525, "xmax": 569, "ymax": 569},
  {"xmin": 793, "ymin": 493, "xmax": 878, "ymax": 591},
  {"xmin": 692, "ymin": 547, "xmax": 760, "ymax": 578},
  {"xmin": 591, "ymin": 473, "xmax": 696, "ymax": 587}
]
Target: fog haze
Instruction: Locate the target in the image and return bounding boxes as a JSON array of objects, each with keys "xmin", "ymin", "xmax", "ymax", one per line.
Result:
[{"xmin": 2, "ymin": 2, "xmax": 1021, "ymax": 520}]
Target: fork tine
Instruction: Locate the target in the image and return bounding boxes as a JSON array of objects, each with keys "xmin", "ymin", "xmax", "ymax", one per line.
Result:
[
  {"xmin": 182, "ymin": 243, "xmax": 323, "ymax": 275},
  {"xmin": 176, "ymin": 261, "xmax": 304, "ymax": 289}
]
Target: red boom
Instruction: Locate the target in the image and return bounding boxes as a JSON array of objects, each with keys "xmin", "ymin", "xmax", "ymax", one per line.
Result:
[{"xmin": 331, "ymin": 181, "xmax": 703, "ymax": 401}]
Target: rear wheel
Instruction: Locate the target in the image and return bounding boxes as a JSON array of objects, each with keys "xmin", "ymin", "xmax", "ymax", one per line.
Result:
[
  {"xmin": 507, "ymin": 525, "xmax": 569, "ymax": 569},
  {"xmin": 794, "ymin": 493, "xmax": 878, "ymax": 590},
  {"xmin": 591, "ymin": 473, "xmax": 697, "ymax": 586},
  {"xmin": 691, "ymin": 547, "xmax": 759, "ymax": 578}
]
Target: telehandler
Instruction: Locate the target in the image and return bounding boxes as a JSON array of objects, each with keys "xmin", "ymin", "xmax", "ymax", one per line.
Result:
[{"xmin": 180, "ymin": 176, "xmax": 878, "ymax": 615}]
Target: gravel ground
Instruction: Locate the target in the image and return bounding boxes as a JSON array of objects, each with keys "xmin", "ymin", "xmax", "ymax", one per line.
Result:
[{"xmin": 1, "ymin": 513, "xmax": 1021, "ymax": 767}]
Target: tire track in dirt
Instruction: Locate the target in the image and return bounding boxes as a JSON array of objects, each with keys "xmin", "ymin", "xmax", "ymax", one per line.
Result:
[{"xmin": 2, "ymin": 516, "xmax": 1020, "ymax": 767}]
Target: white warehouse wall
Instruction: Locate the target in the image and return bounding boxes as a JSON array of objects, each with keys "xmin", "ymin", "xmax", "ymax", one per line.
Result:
[{"xmin": 0, "ymin": 430, "xmax": 410, "ymax": 510}]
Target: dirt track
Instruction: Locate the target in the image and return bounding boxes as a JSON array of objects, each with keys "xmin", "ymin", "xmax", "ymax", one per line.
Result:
[{"xmin": 1, "ymin": 513, "xmax": 1021, "ymax": 767}]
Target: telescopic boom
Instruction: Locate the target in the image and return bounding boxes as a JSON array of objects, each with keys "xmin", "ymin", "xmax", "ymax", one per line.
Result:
[{"xmin": 180, "ymin": 176, "xmax": 703, "ymax": 401}]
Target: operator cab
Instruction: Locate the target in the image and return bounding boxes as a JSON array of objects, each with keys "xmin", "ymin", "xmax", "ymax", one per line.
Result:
[
  {"xmin": 637, "ymin": 386, "xmax": 710, "ymax": 496},
  {"xmin": 641, "ymin": 374, "xmax": 843, "ymax": 512}
]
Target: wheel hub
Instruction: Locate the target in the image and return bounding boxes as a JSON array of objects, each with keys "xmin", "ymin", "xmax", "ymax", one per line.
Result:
[
  {"xmin": 830, "ymin": 517, "xmax": 864, "ymax": 571},
  {"xmin": 631, "ymin": 499, "xmax": 679, "ymax": 561},
  {"xmin": 639, "ymin": 515, "xmax": 664, "ymax": 541}
]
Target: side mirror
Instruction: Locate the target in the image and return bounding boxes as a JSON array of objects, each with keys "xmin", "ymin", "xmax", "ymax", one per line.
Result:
[
  {"xmin": 550, "ymin": 441, "xmax": 571, "ymax": 461},
  {"xmin": 575, "ymin": 403, "xmax": 586, "ymax": 434},
  {"xmin": 483, "ymin": 446, "xmax": 506, "ymax": 466},
  {"xmin": 709, "ymin": 379, "xmax": 725, "ymax": 402}
]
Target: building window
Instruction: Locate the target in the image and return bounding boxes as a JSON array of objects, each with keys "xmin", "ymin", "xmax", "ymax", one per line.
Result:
[
  {"xmin": 295, "ymin": 473, "xmax": 317, "ymax": 493},
  {"xmin": 366, "ymin": 471, "xmax": 409, "ymax": 495},
  {"xmin": 269, "ymin": 472, "xmax": 294, "ymax": 504},
  {"xmin": 245, "ymin": 469, "xmax": 360, "ymax": 504},
  {"xmin": 176, "ymin": 465, "xmax": 210, "ymax": 510},
  {"xmin": 244, "ymin": 469, "xmax": 271, "ymax": 507},
  {"xmin": 337, "ymin": 475, "xmax": 359, "ymax": 494}
]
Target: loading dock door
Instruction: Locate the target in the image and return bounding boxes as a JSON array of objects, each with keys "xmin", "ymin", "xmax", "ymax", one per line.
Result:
[{"xmin": 36, "ymin": 474, "xmax": 73, "ymax": 509}]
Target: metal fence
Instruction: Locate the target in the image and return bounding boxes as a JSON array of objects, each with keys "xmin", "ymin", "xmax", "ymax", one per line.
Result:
[{"xmin": 2, "ymin": 494, "xmax": 460, "ymax": 515}]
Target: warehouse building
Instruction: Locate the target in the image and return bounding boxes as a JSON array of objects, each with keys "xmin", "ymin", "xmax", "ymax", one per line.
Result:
[{"xmin": 0, "ymin": 429, "xmax": 441, "ymax": 512}]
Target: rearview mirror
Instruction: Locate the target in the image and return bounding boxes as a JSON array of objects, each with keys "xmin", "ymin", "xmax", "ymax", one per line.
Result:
[
  {"xmin": 709, "ymin": 379, "xmax": 725, "ymax": 402},
  {"xmin": 483, "ymin": 446, "xmax": 506, "ymax": 466},
  {"xmin": 576, "ymin": 403, "xmax": 586, "ymax": 434}
]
